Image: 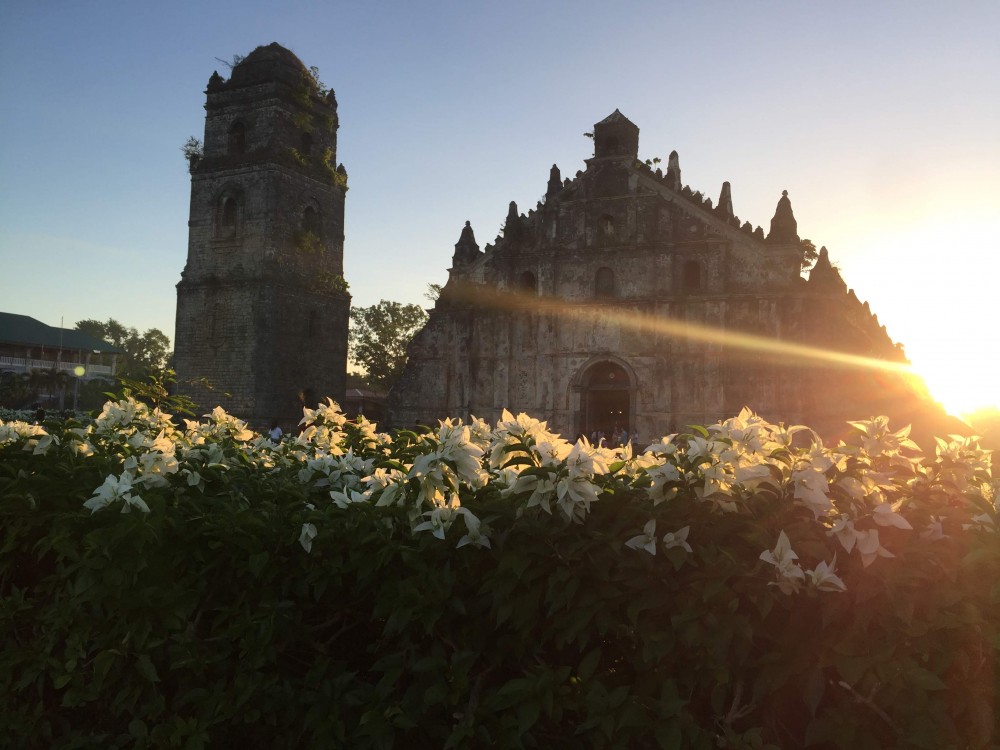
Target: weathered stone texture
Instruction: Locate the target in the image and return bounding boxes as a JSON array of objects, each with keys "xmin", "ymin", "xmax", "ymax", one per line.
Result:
[
  {"xmin": 390, "ymin": 110, "xmax": 953, "ymax": 445},
  {"xmin": 175, "ymin": 44, "xmax": 349, "ymax": 430}
]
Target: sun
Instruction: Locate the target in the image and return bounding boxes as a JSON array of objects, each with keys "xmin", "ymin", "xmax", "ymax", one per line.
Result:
[
  {"xmin": 835, "ymin": 216, "xmax": 999, "ymax": 422},
  {"xmin": 913, "ymin": 357, "xmax": 997, "ymax": 420}
]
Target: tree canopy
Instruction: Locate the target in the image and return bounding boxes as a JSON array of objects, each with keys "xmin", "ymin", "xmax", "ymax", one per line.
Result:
[
  {"xmin": 348, "ymin": 301, "xmax": 427, "ymax": 392},
  {"xmin": 75, "ymin": 319, "xmax": 171, "ymax": 378}
]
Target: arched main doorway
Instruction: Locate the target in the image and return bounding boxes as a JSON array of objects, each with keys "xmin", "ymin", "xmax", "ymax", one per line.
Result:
[{"xmin": 579, "ymin": 360, "xmax": 632, "ymax": 440}]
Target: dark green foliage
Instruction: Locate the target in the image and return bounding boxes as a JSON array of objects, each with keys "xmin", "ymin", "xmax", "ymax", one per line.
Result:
[{"xmin": 0, "ymin": 416, "xmax": 997, "ymax": 748}]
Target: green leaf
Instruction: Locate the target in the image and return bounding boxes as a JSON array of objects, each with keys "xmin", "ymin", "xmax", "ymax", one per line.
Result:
[
  {"xmin": 136, "ymin": 654, "xmax": 160, "ymax": 683},
  {"xmin": 578, "ymin": 648, "xmax": 601, "ymax": 681},
  {"xmin": 655, "ymin": 723, "xmax": 682, "ymax": 750},
  {"xmin": 247, "ymin": 551, "xmax": 269, "ymax": 577}
]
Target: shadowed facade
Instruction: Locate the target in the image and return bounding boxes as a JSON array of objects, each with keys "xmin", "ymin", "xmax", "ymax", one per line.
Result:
[
  {"xmin": 390, "ymin": 111, "xmax": 957, "ymax": 445},
  {"xmin": 174, "ymin": 44, "xmax": 350, "ymax": 429}
]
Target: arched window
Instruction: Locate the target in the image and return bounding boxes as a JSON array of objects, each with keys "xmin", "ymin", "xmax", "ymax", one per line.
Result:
[
  {"xmin": 599, "ymin": 214, "xmax": 615, "ymax": 241},
  {"xmin": 300, "ymin": 132, "xmax": 313, "ymax": 155},
  {"xmin": 228, "ymin": 122, "xmax": 246, "ymax": 154},
  {"xmin": 683, "ymin": 260, "xmax": 702, "ymax": 292},
  {"xmin": 517, "ymin": 270, "xmax": 536, "ymax": 294},
  {"xmin": 595, "ymin": 267, "xmax": 615, "ymax": 298},
  {"xmin": 302, "ymin": 205, "xmax": 320, "ymax": 236},
  {"xmin": 217, "ymin": 194, "xmax": 240, "ymax": 238}
]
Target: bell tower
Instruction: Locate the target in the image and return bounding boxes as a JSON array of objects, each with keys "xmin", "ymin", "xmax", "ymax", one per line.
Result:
[{"xmin": 174, "ymin": 43, "xmax": 350, "ymax": 428}]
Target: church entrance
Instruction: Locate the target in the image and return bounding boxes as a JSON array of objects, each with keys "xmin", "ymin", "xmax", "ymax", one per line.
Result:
[{"xmin": 580, "ymin": 360, "xmax": 632, "ymax": 441}]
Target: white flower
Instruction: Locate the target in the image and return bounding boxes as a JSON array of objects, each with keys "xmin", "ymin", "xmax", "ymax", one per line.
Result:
[
  {"xmin": 963, "ymin": 513, "xmax": 995, "ymax": 532},
  {"xmin": 330, "ymin": 489, "xmax": 367, "ymax": 509},
  {"xmin": 83, "ymin": 472, "xmax": 149, "ymax": 514},
  {"xmin": 435, "ymin": 419, "xmax": 488, "ymax": 488},
  {"xmin": 299, "ymin": 522, "xmax": 318, "ymax": 553},
  {"xmin": 299, "ymin": 398, "xmax": 348, "ymax": 429},
  {"xmin": 760, "ymin": 530, "xmax": 805, "ymax": 594},
  {"xmin": 854, "ymin": 528, "xmax": 894, "ymax": 567},
  {"xmin": 920, "ymin": 517, "xmax": 947, "ymax": 541},
  {"xmin": 412, "ymin": 496, "xmax": 462, "ymax": 540},
  {"xmin": 760, "ymin": 531, "xmax": 800, "ymax": 576},
  {"xmin": 625, "ymin": 519, "xmax": 657, "ymax": 555},
  {"xmin": 826, "ymin": 515, "xmax": 857, "ymax": 553},
  {"xmin": 662, "ymin": 526, "xmax": 692, "ymax": 553},
  {"xmin": 456, "ymin": 509, "xmax": 491, "ymax": 549},
  {"xmin": 872, "ymin": 502, "xmax": 913, "ymax": 530},
  {"xmin": 806, "ymin": 558, "xmax": 847, "ymax": 592},
  {"xmin": 507, "ymin": 473, "xmax": 557, "ymax": 514}
]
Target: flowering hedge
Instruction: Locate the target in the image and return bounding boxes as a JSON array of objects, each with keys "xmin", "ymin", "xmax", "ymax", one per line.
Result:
[{"xmin": 0, "ymin": 400, "xmax": 996, "ymax": 748}]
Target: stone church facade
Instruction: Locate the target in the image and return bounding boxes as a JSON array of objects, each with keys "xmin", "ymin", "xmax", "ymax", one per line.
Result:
[
  {"xmin": 174, "ymin": 44, "xmax": 350, "ymax": 429},
  {"xmin": 390, "ymin": 110, "xmax": 943, "ymax": 444}
]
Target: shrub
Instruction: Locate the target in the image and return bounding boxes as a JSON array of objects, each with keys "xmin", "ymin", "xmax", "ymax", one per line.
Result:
[{"xmin": 0, "ymin": 403, "xmax": 995, "ymax": 748}]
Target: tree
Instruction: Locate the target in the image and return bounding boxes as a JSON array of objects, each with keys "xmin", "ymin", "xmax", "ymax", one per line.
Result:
[
  {"xmin": 75, "ymin": 319, "xmax": 171, "ymax": 379},
  {"xmin": 800, "ymin": 238, "xmax": 820, "ymax": 273},
  {"xmin": 424, "ymin": 283, "xmax": 443, "ymax": 303},
  {"xmin": 348, "ymin": 301, "xmax": 428, "ymax": 392}
]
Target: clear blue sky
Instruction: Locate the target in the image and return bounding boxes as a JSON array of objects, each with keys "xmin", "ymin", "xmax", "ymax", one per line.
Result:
[{"xmin": 1, "ymin": 1, "xmax": 997, "ymax": 413}]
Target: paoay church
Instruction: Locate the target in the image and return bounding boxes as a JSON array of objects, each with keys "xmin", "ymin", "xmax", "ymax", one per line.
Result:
[
  {"xmin": 173, "ymin": 44, "xmax": 950, "ymax": 444},
  {"xmin": 389, "ymin": 110, "xmax": 952, "ymax": 444}
]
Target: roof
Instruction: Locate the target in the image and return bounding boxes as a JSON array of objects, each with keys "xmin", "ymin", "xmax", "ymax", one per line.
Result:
[
  {"xmin": 0, "ymin": 312, "xmax": 124, "ymax": 353},
  {"xmin": 595, "ymin": 109, "xmax": 638, "ymax": 129},
  {"xmin": 228, "ymin": 42, "xmax": 311, "ymax": 88}
]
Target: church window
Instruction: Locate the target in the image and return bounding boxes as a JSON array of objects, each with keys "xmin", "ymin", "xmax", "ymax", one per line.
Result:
[
  {"xmin": 228, "ymin": 122, "xmax": 247, "ymax": 154},
  {"xmin": 595, "ymin": 267, "xmax": 615, "ymax": 298},
  {"xmin": 517, "ymin": 270, "xmax": 537, "ymax": 294},
  {"xmin": 217, "ymin": 194, "xmax": 240, "ymax": 238},
  {"xmin": 300, "ymin": 132, "xmax": 313, "ymax": 155},
  {"xmin": 683, "ymin": 260, "xmax": 702, "ymax": 292},
  {"xmin": 599, "ymin": 214, "xmax": 615, "ymax": 240},
  {"xmin": 302, "ymin": 206, "xmax": 320, "ymax": 236}
]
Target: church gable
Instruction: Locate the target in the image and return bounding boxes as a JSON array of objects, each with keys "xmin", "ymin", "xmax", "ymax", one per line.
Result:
[{"xmin": 390, "ymin": 111, "xmax": 947, "ymax": 446}]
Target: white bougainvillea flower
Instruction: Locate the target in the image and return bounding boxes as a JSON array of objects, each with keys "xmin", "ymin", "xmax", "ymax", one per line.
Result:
[
  {"xmin": 555, "ymin": 474, "xmax": 602, "ymax": 522},
  {"xmin": 760, "ymin": 531, "xmax": 805, "ymax": 593},
  {"xmin": 412, "ymin": 496, "xmax": 462, "ymax": 539},
  {"xmin": 456, "ymin": 508, "xmax": 491, "ymax": 549},
  {"xmin": 466, "ymin": 415, "xmax": 493, "ymax": 451},
  {"xmin": 364, "ymin": 467, "xmax": 407, "ymax": 507},
  {"xmin": 826, "ymin": 515, "xmax": 858, "ymax": 553},
  {"xmin": 872, "ymin": 502, "xmax": 913, "ymax": 530},
  {"xmin": 435, "ymin": 419, "xmax": 488, "ymax": 488},
  {"xmin": 854, "ymin": 528, "xmax": 894, "ymax": 567},
  {"xmin": 920, "ymin": 517, "xmax": 948, "ymax": 541},
  {"xmin": 508, "ymin": 473, "xmax": 557, "ymax": 514},
  {"xmin": 806, "ymin": 558, "xmax": 847, "ymax": 592},
  {"xmin": 962, "ymin": 513, "xmax": 995, "ymax": 532},
  {"xmin": 299, "ymin": 522, "xmax": 318, "ymax": 553},
  {"xmin": 299, "ymin": 398, "xmax": 348, "ymax": 428},
  {"xmin": 760, "ymin": 531, "xmax": 799, "ymax": 573},
  {"xmin": 330, "ymin": 489, "xmax": 367, "ymax": 509},
  {"xmin": 625, "ymin": 519, "xmax": 658, "ymax": 555},
  {"xmin": 84, "ymin": 472, "xmax": 149, "ymax": 514},
  {"xmin": 645, "ymin": 462, "xmax": 682, "ymax": 505},
  {"xmin": 662, "ymin": 526, "xmax": 692, "ymax": 553}
]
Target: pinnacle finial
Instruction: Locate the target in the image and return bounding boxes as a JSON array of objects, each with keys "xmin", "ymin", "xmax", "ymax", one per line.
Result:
[
  {"xmin": 547, "ymin": 164, "xmax": 562, "ymax": 198},
  {"xmin": 666, "ymin": 151, "xmax": 681, "ymax": 190},
  {"xmin": 453, "ymin": 220, "xmax": 480, "ymax": 266},
  {"xmin": 718, "ymin": 181, "xmax": 734, "ymax": 218},
  {"xmin": 766, "ymin": 189, "xmax": 798, "ymax": 244}
]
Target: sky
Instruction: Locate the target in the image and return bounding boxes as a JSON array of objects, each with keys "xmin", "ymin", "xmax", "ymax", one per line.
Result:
[{"xmin": 1, "ymin": 1, "xmax": 997, "ymax": 417}]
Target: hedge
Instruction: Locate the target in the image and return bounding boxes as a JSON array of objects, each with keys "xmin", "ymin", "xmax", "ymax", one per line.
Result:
[{"xmin": 0, "ymin": 400, "xmax": 996, "ymax": 748}]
